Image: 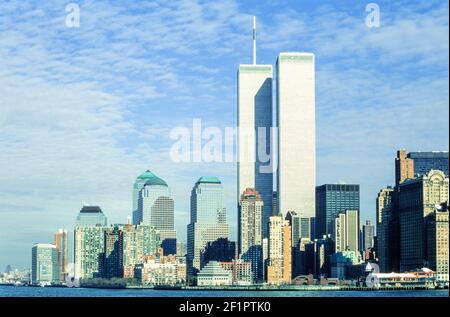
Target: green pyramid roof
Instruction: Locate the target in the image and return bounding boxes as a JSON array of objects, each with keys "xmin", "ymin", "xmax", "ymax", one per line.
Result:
[{"xmin": 137, "ymin": 170, "xmax": 168, "ymax": 186}]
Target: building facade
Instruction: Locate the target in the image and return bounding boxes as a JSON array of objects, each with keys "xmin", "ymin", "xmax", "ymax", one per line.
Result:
[
  {"xmin": 197, "ymin": 261, "xmax": 232, "ymax": 286},
  {"xmin": 399, "ymin": 170, "xmax": 449, "ymax": 272},
  {"xmin": 137, "ymin": 171, "xmax": 176, "ymax": 255},
  {"xmin": 426, "ymin": 205, "xmax": 449, "ymax": 283},
  {"xmin": 54, "ymin": 229, "xmax": 68, "ymax": 281},
  {"xmin": 276, "ymin": 52, "xmax": 316, "ymax": 218},
  {"xmin": 75, "ymin": 205, "xmax": 107, "ymax": 227},
  {"xmin": 237, "ymin": 64, "xmax": 274, "ymax": 239},
  {"xmin": 267, "ymin": 215, "xmax": 291, "ymax": 285},
  {"xmin": 395, "ymin": 149, "xmax": 415, "ymax": 186},
  {"xmin": 31, "ymin": 243, "xmax": 59, "ymax": 284},
  {"xmin": 316, "ymin": 184, "xmax": 360, "ymax": 240},
  {"xmin": 238, "ymin": 188, "xmax": 263, "ymax": 282},
  {"xmin": 187, "ymin": 177, "xmax": 229, "ymax": 281},
  {"xmin": 407, "ymin": 151, "xmax": 449, "ymax": 177},
  {"xmin": 74, "ymin": 226, "xmax": 105, "ymax": 279}
]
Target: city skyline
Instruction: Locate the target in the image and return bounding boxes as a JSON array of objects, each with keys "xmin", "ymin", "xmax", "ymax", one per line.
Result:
[{"xmin": 1, "ymin": 0, "xmax": 449, "ymax": 269}]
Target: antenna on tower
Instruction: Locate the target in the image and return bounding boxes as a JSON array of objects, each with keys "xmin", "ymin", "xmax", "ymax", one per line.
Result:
[
  {"xmin": 253, "ymin": 16, "xmax": 256, "ymax": 65},
  {"xmin": 127, "ymin": 215, "xmax": 131, "ymax": 225}
]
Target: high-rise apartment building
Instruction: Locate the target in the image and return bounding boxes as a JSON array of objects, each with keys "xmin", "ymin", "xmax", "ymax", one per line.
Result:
[
  {"xmin": 31, "ymin": 243, "xmax": 60, "ymax": 284},
  {"xmin": 276, "ymin": 52, "xmax": 316, "ymax": 219},
  {"xmin": 54, "ymin": 229, "xmax": 68, "ymax": 281},
  {"xmin": 74, "ymin": 226, "xmax": 105, "ymax": 279},
  {"xmin": 120, "ymin": 224, "xmax": 160, "ymax": 278},
  {"xmin": 238, "ymin": 188, "xmax": 263, "ymax": 282},
  {"xmin": 267, "ymin": 215, "xmax": 291, "ymax": 285},
  {"xmin": 137, "ymin": 171, "xmax": 176, "ymax": 255},
  {"xmin": 187, "ymin": 177, "xmax": 229, "ymax": 281},
  {"xmin": 103, "ymin": 226, "xmax": 124, "ymax": 278},
  {"xmin": 399, "ymin": 170, "xmax": 449, "ymax": 272},
  {"xmin": 316, "ymin": 184, "xmax": 360, "ymax": 240}
]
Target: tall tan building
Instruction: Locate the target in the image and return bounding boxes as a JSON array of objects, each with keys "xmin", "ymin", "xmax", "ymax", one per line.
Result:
[
  {"xmin": 54, "ymin": 229, "xmax": 68, "ymax": 281},
  {"xmin": 426, "ymin": 205, "xmax": 449, "ymax": 283},
  {"xmin": 267, "ymin": 215, "xmax": 291, "ymax": 285},
  {"xmin": 399, "ymin": 169, "xmax": 449, "ymax": 272},
  {"xmin": 334, "ymin": 210, "xmax": 359, "ymax": 254},
  {"xmin": 395, "ymin": 149, "xmax": 414, "ymax": 186}
]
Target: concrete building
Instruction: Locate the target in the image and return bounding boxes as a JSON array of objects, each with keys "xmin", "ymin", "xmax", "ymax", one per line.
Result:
[
  {"xmin": 238, "ymin": 188, "xmax": 263, "ymax": 282},
  {"xmin": 103, "ymin": 226, "xmax": 123, "ymax": 278},
  {"xmin": 187, "ymin": 177, "xmax": 229, "ymax": 281},
  {"xmin": 399, "ymin": 170, "xmax": 449, "ymax": 272},
  {"xmin": 335, "ymin": 209, "xmax": 359, "ymax": 254},
  {"xmin": 316, "ymin": 184, "xmax": 360, "ymax": 240},
  {"xmin": 267, "ymin": 215, "xmax": 291, "ymax": 285},
  {"xmin": 376, "ymin": 187, "xmax": 394, "ymax": 272},
  {"xmin": 362, "ymin": 220, "xmax": 375, "ymax": 259},
  {"xmin": 54, "ymin": 229, "xmax": 68, "ymax": 281},
  {"xmin": 74, "ymin": 226, "xmax": 105, "ymax": 279},
  {"xmin": 219, "ymin": 260, "xmax": 253, "ymax": 285},
  {"xmin": 120, "ymin": 224, "xmax": 159, "ymax": 278},
  {"xmin": 137, "ymin": 171, "xmax": 176, "ymax": 255},
  {"xmin": 276, "ymin": 52, "xmax": 316, "ymax": 218},
  {"xmin": 137, "ymin": 252, "xmax": 186, "ymax": 286},
  {"xmin": 426, "ymin": 204, "xmax": 449, "ymax": 283},
  {"xmin": 197, "ymin": 261, "xmax": 232, "ymax": 286},
  {"xmin": 31, "ymin": 243, "xmax": 60, "ymax": 284}
]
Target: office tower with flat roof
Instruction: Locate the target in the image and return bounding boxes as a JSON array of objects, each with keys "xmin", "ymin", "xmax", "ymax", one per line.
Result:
[
  {"xmin": 137, "ymin": 171, "xmax": 176, "ymax": 255},
  {"xmin": 75, "ymin": 205, "xmax": 107, "ymax": 227},
  {"xmin": 313, "ymin": 235, "xmax": 334, "ymax": 278},
  {"xmin": 187, "ymin": 177, "xmax": 229, "ymax": 281},
  {"xmin": 54, "ymin": 229, "xmax": 68, "ymax": 281},
  {"xmin": 238, "ymin": 188, "xmax": 263, "ymax": 282},
  {"xmin": 426, "ymin": 203, "xmax": 449, "ymax": 284},
  {"xmin": 267, "ymin": 215, "xmax": 291, "ymax": 285},
  {"xmin": 200, "ymin": 238, "xmax": 236, "ymax": 269},
  {"xmin": 315, "ymin": 184, "xmax": 360, "ymax": 240},
  {"xmin": 334, "ymin": 209, "xmax": 359, "ymax": 254},
  {"xmin": 395, "ymin": 149, "xmax": 414, "ymax": 186},
  {"xmin": 103, "ymin": 226, "xmax": 124, "ymax": 278},
  {"xmin": 377, "ymin": 188, "xmax": 394, "ymax": 272},
  {"xmin": 276, "ymin": 52, "xmax": 316, "ymax": 218},
  {"xmin": 407, "ymin": 151, "xmax": 449, "ymax": 176},
  {"xmin": 31, "ymin": 243, "xmax": 60, "ymax": 284},
  {"xmin": 399, "ymin": 170, "xmax": 449, "ymax": 272},
  {"xmin": 74, "ymin": 226, "xmax": 105, "ymax": 279},
  {"xmin": 237, "ymin": 18, "xmax": 273, "ymax": 239},
  {"xmin": 362, "ymin": 220, "xmax": 375, "ymax": 257}
]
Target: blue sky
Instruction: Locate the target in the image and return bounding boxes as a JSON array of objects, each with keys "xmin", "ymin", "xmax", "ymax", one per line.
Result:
[{"xmin": 0, "ymin": 0, "xmax": 448, "ymax": 269}]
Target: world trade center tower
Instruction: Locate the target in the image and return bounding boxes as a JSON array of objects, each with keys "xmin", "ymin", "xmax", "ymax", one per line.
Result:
[{"xmin": 237, "ymin": 17, "xmax": 273, "ymax": 238}]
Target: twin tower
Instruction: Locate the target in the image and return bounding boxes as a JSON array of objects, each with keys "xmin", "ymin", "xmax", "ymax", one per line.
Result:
[{"xmin": 237, "ymin": 18, "xmax": 316, "ymax": 238}]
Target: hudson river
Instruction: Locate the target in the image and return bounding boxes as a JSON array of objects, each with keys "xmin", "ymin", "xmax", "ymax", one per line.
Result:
[{"xmin": 0, "ymin": 285, "xmax": 448, "ymax": 297}]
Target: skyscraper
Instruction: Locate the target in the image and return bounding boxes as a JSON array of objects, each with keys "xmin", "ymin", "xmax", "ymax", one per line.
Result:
[
  {"xmin": 334, "ymin": 209, "xmax": 359, "ymax": 254},
  {"xmin": 362, "ymin": 220, "xmax": 375, "ymax": 256},
  {"xmin": 376, "ymin": 187, "xmax": 394, "ymax": 272},
  {"xmin": 426, "ymin": 203, "xmax": 449, "ymax": 283},
  {"xmin": 187, "ymin": 177, "xmax": 229, "ymax": 281},
  {"xmin": 407, "ymin": 151, "xmax": 449, "ymax": 176},
  {"xmin": 75, "ymin": 205, "xmax": 107, "ymax": 227},
  {"xmin": 398, "ymin": 169, "xmax": 449, "ymax": 272},
  {"xmin": 31, "ymin": 243, "xmax": 60, "ymax": 284},
  {"xmin": 54, "ymin": 229, "xmax": 68, "ymax": 281},
  {"xmin": 276, "ymin": 52, "xmax": 316, "ymax": 218},
  {"xmin": 237, "ymin": 18, "xmax": 273, "ymax": 239},
  {"xmin": 315, "ymin": 184, "xmax": 360, "ymax": 240},
  {"xmin": 395, "ymin": 149, "xmax": 414, "ymax": 186},
  {"xmin": 238, "ymin": 188, "xmax": 263, "ymax": 282},
  {"xmin": 137, "ymin": 171, "xmax": 176, "ymax": 255},
  {"xmin": 103, "ymin": 226, "xmax": 124, "ymax": 278},
  {"xmin": 267, "ymin": 215, "xmax": 291, "ymax": 285},
  {"xmin": 132, "ymin": 170, "xmax": 156, "ymax": 224},
  {"xmin": 74, "ymin": 226, "xmax": 105, "ymax": 279}
]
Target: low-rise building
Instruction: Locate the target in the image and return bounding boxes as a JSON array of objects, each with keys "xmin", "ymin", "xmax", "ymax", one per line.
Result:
[{"xmin": 197, "ymin": 261, "xmax": 232, "ymax": 286}]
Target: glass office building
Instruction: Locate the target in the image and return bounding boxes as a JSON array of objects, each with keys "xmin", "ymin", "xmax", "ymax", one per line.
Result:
[
  {"xmin": 407, "ymin": 151, "xmax": 449, "ymax": 176},
  {"xmin": 315, "ymin": 184, "xmax": 360, "ymax": 240},
  {"xmin": 75, "ymin": 205, "xmax": 107, "ymax": 227}
]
